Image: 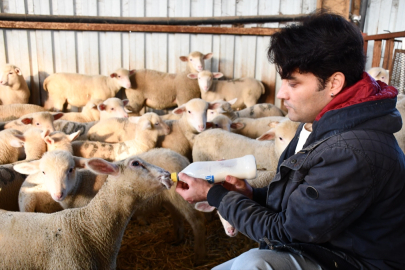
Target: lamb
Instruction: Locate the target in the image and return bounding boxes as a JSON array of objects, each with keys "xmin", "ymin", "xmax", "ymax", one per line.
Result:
[
  {"xmin": 0, "ymin": 64, "xmax": 30, "ymax": 105},
  {"xmin": 0, "ymin": 104, "xmax": 46, "ymax": 122},
  {"xmin": 97, "ymin": 97, "xmax": 130, "ymax": 119},
  {"xmin": 193, "ymin": 118, "xmax": 300, "ymax": 171},
  {"xmin": 3, "ymin": 111, "xmax": 64, "ymax": 132},
  {"xmin": 87, "ymin": 117, "xmax": 137, "ymax": 142},
  {"xmin": 0, "ymin": 162, "xmax": 27, "ymax": 211},
  {"xmin": 367, "ymin": 67, "xmax": 389, "ymax": 84},
  {"xmin": 188, "ymin": 70, "xmax": 265, "ymax": 110},
  {"xmin": 1, "ymin": 153, "xmax": 172, "ymax": 269},
  {"xmin": 124, "ymin": 51, "xmax": 213, "ymax": 114},
  {"xmin": 0, "ymin": 129, "xmax": 25, "ymax": 164},
  {"xmin": 43, "ymin": 68, "xmax": 134, "ymax": 111},
  {"xmin": 155, "ymin": 98, "xmax": 222, "ymax": 161},
  {"xmin": 59, "ymin": 99, "xmax": 103, "ymax": 122},
  {"xmin": 231, "ymin": 116, "xmax": 288, "ymax": 139},
  {"xmin": 54, "ymin": 119, "xmax": 96, "ymax": 141},
  {"xmin": 207, "ymin": 99, "xmax": 285, "ymax": 121},
  {"xmin": 395, "ymin": 97, "xmax": 405, "ymax": 153},
  {"xmin": 72, "ymin": 112, "xmax": 170, "ymax": 161}
]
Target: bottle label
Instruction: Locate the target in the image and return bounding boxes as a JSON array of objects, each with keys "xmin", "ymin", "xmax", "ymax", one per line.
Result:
[{"xmin": 205, "ymin": 175, "xmax": 214, "ymax": 183}]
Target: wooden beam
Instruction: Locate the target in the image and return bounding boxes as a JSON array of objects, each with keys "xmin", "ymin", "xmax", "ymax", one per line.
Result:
[
  {"xmin": 372, "ymin": 40, "xmax": 382, "ymax": 67},
  {"xmin": 363, "ymin": 31, "xmax": 405, "ymax": 41},
  {"xmin": 383, "ymin": 38, "xmax": 395, "ymax": 70},
  {"xmin": 317, "ymin": 0, "xmax": 351, "ymax": 20},
  {"xmin": 0, "ymin": 20, "xmax": 280, "ymax": 36}
]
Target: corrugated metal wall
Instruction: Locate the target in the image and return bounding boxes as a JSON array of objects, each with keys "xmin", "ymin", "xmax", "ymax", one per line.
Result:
[{"xmin": 0, "ymin": 0, "xmax": 403, "ymax": 109}]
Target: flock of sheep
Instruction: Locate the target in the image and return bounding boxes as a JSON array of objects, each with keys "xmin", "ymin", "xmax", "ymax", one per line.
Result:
[{"xmin": 0, "ymin": 52, "xmax": 403, "ymax": 268}]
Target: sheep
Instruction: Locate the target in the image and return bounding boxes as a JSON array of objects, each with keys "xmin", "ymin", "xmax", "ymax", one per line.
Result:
[
  {"xmin": 231, "ymin": 116, "xmax": 288, "ymax": 139},
  {"xmin": 193, "ymin": 118, "xmax": 300, "ymax": 171},
  {"xmin": 97, "ymin": 97, "xmax": 130, "ymax": 119},
  {"xmin": 0, "ymin": 129, "xmax": 25, "ymax": 164},
  {"xmin": 3, "ymin": 111, "xmax": 64, "ymax": 132},
  {"xmin": 59, "ymin": 99, "xmax": 103, "ymax": 122},
  {"xmin": 207, "ymin": 99, "xmax": 285, "ymax": 122},
  {"xmin": 54, "ymin": 119, "xmax": 96, "ymax": 141},
  {"xmin": 0, "ymin": 162, "xmax": 28, "ymax": 211},
  {"xmin": 0, "ymin": 104, "xmax": 46, "ymax": 122},
  {"xmin": 395, "ymin": 97, "xmax": 405, "ymax": 153},
  {"xmin": 43, "ymin": 68, "xmax": 134, "ymax": 111},
  {"xmin": 15, "ymin": 148, "xmax": 207, "ymax": 264},
  {"xmin": 367, "ymin": 67, "xmax": 389, "ymax": 84},
  {"xmin": 0, "ymin": 64, "xmax": 30, "ymax": 105},
  {"xmin": 124, "ymin": 51, "xmax": 213, "ymax": 114},
  {"xmin": 1, "ymin": 154, "xmax": 172, "ymax": 269},
  {"xmin": 72, "ymin": 112, "xmax": 170, "ymax": 161},
  {"xmin": 87, "ymin": 117, "xmax": 137, "ymax": 142},
  {"xmin": 156, "ymin": 98, "xmax": 222, "ymax": 161},
  {"xmin": 187, "ymin": 70, "xmax": 265, "ymax": 110}
]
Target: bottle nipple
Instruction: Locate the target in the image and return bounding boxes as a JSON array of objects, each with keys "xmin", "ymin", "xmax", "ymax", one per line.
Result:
[{"xmin": 171, "ymin": 172, "xmax": 178, "ymax": 182}]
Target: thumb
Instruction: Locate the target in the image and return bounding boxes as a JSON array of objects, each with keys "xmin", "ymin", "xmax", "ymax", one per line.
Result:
[{"xmin": 178, "ymin": 172, "xmax": 194, "ymax": 183}]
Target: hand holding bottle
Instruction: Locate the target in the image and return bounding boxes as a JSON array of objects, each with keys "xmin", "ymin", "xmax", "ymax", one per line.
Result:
[
  {"xmin": 222, "ymin": 175, "xmax": 253, "ymax": 199},
  {"xmin": 175, "ymin": 172, "xmax": 214, "ymax": 203}
]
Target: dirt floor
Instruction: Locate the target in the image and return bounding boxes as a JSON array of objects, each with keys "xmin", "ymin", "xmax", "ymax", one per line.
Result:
[{"xmin": 117, "ymin": 206, "xmax": 258, "ymax": 270}]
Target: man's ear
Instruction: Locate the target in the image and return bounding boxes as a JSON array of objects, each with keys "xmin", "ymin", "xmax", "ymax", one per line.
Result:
[{"xmin": 329, "ymin": 72, "xmax": 345, "ymax": 97}]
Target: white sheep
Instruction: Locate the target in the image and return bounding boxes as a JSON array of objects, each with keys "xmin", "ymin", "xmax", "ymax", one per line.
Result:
[
  {"xmin": 124, "ymin": 51, "xmax": 213, "ymax": 114},
  {"xmin": 43, "ymin": 68, "xmax": 134, "ymax": 111},
  {"xmin": 0, "ymin": 129, "xmax": 25, "ymax": 164},
  {"xmin": 207, "ymin": 99, "xmax": 285, "ymax": 122},
  {"xmin": 97, "ymin": 97, "xmax": 130, "ymax": 119},
  {"xmin": 156, "ymin": 98, "xmax": 222, "ymax": 161},
  {"xmin": 87, "ymin": 117, "xmax": 137, "ymax": 142},
  {"xmin": 59, "ymin": 99, "xmax": 103, "ymax": 122},
  {"xmin": 231, "ymin": 116, "xmax": 288, "ymax": 139},
  {"xmin": 54, "ymin": 119, "xmax": 97, "ymax": 141},
  {"xmin": 193, "ymin": 118, "xmax": 300, "ymax": 171},
  {"xmin": 72, "ymin": 112, "xmax": 170, "ymax": 161},
  {"xmin": 3, "ymin": 111, "xmax": 64, "ymax": 132},
  {"xmin": 2, "ymin": 153, "xmax": 172, "ymax": 269},
  {"xmin": 395, "ymin": 97, "xmax": 405, "ymax": 153},
  {"xmin": 188, "ymin": 70, "xmax": 265, "ymax": 110},
  {"xmin": 0, "ymin": 162, "xmax": 28, "ymax": 211},
  {"xmin": 0, "ymin": 104, "xmax": 46, "ymax": 122},
  {"xmin": 0, "ymin": 64, "xmax": 30, "ymax": 105},
  {"xmin": 367, "ymin": 67, "xmax": 389, "ymax": 84}
]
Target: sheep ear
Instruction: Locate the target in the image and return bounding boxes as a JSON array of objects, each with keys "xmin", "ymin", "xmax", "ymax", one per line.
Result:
[
  {"xmin": 9, "ymin": 134, "xmax": 25, "ymax": 147},
  {"xmin": 13, "ymin": 160, "xmax": 41, "ymax": 175},
  {"xmin": 187, "ymin": 73, "xmax": 198, "ymax": 80},
  {"xmin": 230, "ymin": 122, "xmax": 244, "ymax": 130},
  {"xmin": 73, "ymin": 156, "xmax": 87, "ymax": 168},
  {"xmin": 129, "ymin": 69, "xmax": 136, "ymax": 75},
  {"xmin": 68, "ymin": 130, "xmax": 81, "ymax": 142},
  {"xmin": 203, "ymin": 52, "xmax": 213, "ymax": 60},
  {"xmin": 179, "ymin": 56, "xmax": 188, "ymax": 62},
  {"xmin": 257, "ymin": 129, "xmax": 276, "ymax": 141},
  {"xmin": 86, "ymin": 158, "xmax": 119, "ymax": 176},
  {"xmin": 142, "ymin": 120, "xmax": 152, "ymax": 130},
  {"xmin": 268, "ymin": 121, "xmax": 280, "ymax": 128},
  {"xmin": 15, "ymin": 67, "xmax": 22, "ymax": 75},
  {"xmin": 128, "ymin": 116, "xmax": 141, "ymax": 124},
  {"xmin": 124, "ymin": 107, "xmax": 132, "ymax": 113},
  {"xmin": 228, "ymin": 98, "xmax": 237, "ymax": 105},
  {"xmin": 110, "ymin": 73, "xmax": 117, "ymax": 78},
  {"xmin": 44, "ymin": 135, "xmax": 55, "ymax": 145},
  {"xmin": 212, "ymin": 72, "xmax": 223, "ymax": 79},
  {"xmin": 98, "ymin": 103, "xmax": 107, "ymax": 111},
  {"xmin": 208, "ymin": 101, "xmax": 223, "ymax": 110},
  {"xmin": 52, "ymin": 113, "xmax": 64, "ymax": 121},
  {"xmin": 41, "ymin": 129, "xmax": 51, "ymax": 139},
  {"xmin": 21, "ymin": 117, "xmax": 33, "ymax": 125},
  {"xmin": 122, "ymin": 99, "xmax": 130, "ymax": 106},
  {"xmin": 172, "ymin": 105, "xmax": 186, "ymax": 115},
  {"xmin": 194, "ymin": 201, "xmax": 216, "ymax": 212}
]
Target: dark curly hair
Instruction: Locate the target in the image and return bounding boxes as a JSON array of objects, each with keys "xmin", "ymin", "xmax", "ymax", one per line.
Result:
[{"xmin": 268, "ymin": 11, "xmax": 366, "ymax": 88}]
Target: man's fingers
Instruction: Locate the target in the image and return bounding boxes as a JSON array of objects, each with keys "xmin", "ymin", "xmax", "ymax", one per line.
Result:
[{"xmin": 178, "ymin": 172, "xmax": 195, "ymax": 184}]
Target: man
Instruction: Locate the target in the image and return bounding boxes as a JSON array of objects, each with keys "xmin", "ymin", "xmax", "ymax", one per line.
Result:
[{"xmin": 176, "ymin": 11, "xmax": 405, "ymax": 270}]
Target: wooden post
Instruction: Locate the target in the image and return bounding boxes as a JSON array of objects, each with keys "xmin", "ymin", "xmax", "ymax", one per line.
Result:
[
  {"xmin": 372, "ymin": 40, "xmax": 382, "ymax": 67},
  {"xmin": 316, "ymin": 0, "xmax": 351, "ymax": 20},
  {"xmin": 383, "ymin": 38, "xmax": 395, "ymax": 70}
]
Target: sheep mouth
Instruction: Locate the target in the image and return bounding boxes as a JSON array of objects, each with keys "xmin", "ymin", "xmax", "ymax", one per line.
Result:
[{"xmin": 159, "ymin": 172, "xmax": 173, "ymax": 189}]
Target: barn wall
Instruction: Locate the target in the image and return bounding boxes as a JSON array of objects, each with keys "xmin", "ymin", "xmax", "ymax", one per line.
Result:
[{"xmin": 0, "ymin": 0, "xmax": 403, "ymax": 109}]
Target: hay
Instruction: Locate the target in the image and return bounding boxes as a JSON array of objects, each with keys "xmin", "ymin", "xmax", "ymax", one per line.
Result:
[{"xmin": 117, "ymin": 207, "xmax": 257, "ymax": 270}]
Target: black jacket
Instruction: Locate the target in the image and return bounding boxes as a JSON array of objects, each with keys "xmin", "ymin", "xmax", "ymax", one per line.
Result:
[{"xmin": 208, "ymin": 74, "xmax": 405, "ymax": 270}]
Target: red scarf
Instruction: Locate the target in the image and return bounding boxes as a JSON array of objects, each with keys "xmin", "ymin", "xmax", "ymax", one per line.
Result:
[{"xmin": 315, "ymin": 72, "xmax": 398, "ymax": 121}]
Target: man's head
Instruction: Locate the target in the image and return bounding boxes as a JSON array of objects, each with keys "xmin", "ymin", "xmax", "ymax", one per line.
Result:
[{"xmin": 268, "ymin": 11, "xmax": 366, "ymax": 123}]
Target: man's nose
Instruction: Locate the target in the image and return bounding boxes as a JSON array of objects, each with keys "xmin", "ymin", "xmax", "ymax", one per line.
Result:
[{"xmin": 277, "ymin": 81, "xmax": 288, "ymax": 99}]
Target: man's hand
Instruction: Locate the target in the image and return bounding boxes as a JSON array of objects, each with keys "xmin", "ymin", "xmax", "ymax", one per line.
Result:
[
  {"xmin": 175, "ymin": 172, "xmax": 213, "ymax": 203},
  {"xmin": 222, "ymin": 175, "xmax": 253, "ymax": 199}
]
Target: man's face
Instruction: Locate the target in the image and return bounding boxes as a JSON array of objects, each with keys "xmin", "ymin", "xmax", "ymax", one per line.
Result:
[{"xmin": 277, "ymin": 71, "xmax": 333, "ymax": 123}]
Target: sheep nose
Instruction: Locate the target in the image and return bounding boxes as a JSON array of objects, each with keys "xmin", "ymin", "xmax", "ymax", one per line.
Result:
[
  {"xmin": 198, "ymin": 125, "xmax": 205, "ymax": 131},
  {"xmin": 53, "ymin": 192, "xmax": 64, "ymax": 201}
]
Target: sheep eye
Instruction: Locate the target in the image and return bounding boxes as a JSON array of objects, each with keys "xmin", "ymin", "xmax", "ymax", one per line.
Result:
[
  {"xmin": 132, "ymin": 160, "xmax": 140, "ymax": 166},
  {"xmin": 189, "ymin": 58, "xmax": 192, "ymax": 61},
  {"xmin": 9, "ymin": 72, "xmax": 13, "ymax": 75},
  {"xmin": 279, "ymin": 137, "xmax": 283, "ymax": 141},
  {"xmin": 111, "ymin": 108, "xmax": 114, "ymax": 110},
  {"xmin": 118, "ymin": 75, "xmax": 121, "ymax": 78},
  {"xmin": 36, "ymin": 123, "xmax": 40, "ymax": 125},
  {"xmin": 215, "ymin": 124, "xmax": 219, "ymax": 127},
  {"xmin": 68, "ymin": 168, "xmax": 73, "ymax": 173},
  {"xmin": 42, "ymin": 171, "xmax": 45, "ymax": 175},
  {"xmin": 155, "ymin": 122, "xmax": 159, "ymax": 126},
  {"xmin": 188, "ymin": 110, "xmax": 191, "ymax": 114}
]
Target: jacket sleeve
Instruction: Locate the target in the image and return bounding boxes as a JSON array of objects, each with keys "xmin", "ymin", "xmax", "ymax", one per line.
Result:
[{"xmin": 210, "ymin": 146, "xmax": 376, "ymax": 244}]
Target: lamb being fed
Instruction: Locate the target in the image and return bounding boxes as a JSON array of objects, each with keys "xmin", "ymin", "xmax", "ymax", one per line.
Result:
[
  {"xmin": 0, "ymin": 64, "xmax": 30, "ymax": 105},
  {"xmin": 124, "ymin": 51, "xmax": 213, "ymax": 114},
  {"xmin": 72, "ymin": 112, "xmax": 170, "ymax": 161},
  {"xmin": 1, "ymin": 155, "xmax": 172, "ymax": 269},
  {"xmin": 43, "ymin": 68, "xmax": 134, "ymax": 111},
  {"xmin": 188, "ymin": 70, "xmax": 265, "ymax": 110}
]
